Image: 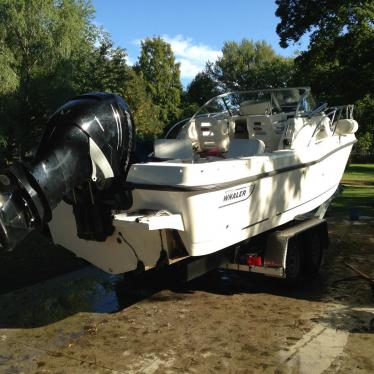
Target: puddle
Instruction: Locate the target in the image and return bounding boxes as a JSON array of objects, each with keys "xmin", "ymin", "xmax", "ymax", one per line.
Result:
[
  {"xmin": 0, "ymin": 264, "xmax": 314, "ymax": 329},
  {"xmin": 0, "ymin": 267, "xmax": 123, "ymax": 328},
  {"xmin": 0, "ymin": 265, "xmax": 186, "ymax": 328},
  {"xmin": 315, "ymin": 307, "xmax": 374, "ymax": 333}
]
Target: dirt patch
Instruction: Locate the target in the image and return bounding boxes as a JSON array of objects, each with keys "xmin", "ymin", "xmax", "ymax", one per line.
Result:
[{"xmin": 0, "ymin": 221, "xmax": 373, "ymax": 373}]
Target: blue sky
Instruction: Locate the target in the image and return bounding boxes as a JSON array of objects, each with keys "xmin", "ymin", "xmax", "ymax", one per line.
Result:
[{"xmin": 92, "ymin": 0, "xmax": 309, "ymax": 86}]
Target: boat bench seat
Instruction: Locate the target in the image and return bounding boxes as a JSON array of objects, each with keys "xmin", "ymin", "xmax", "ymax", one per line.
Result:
[
  {"xmin": 226, "ymin": 138, "xmax": 265, "ymax": 158},
  {"xmin": 154, "ymin": 139, "xmax": 194, "ymax": 160}
]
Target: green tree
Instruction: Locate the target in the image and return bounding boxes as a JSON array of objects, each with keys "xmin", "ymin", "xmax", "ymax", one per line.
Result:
[
  {"xmin": 136, "ymin": 37, "xmax": 183, "ymax": 127},
  {"xmin": 355, "ymin": 132, "xmax": 373, "ymax": 153},
  {"xmin": 208, "ymin": 39, "xmax": 294, "ymax": 91},
  {"xmin": 122, "ymin": 70, "xmax": 163, "ymax": 138},
  {"xmin": 73, "ymin": 39, "xmax": 163, "ymax": 139},
  {"xmin": 276, "ymin": 0, "xmax": 373, "ymax": 51},
  {"xmin": 275, "ymin": 0, "xmax": 374, "ymax": 150},
  {"xmin": 185, "ymin": 70, "xmax": 220, "ymax": 107},
  {"xmin": 72, "ymin": 34, "xmax": 129, "ymax": 94},
  {"xmin": 0, "ymin": 0, "xmax": 96, "ymax": 161},
  {"xmin": 354, "ymin": 95, "xmax": 374, "ymax": 152}
]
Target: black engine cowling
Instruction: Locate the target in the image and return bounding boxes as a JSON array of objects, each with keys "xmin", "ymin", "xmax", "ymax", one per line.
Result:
[{"xmin": 0, "ymin": 93, "xmax": 136, "ymax": 250}]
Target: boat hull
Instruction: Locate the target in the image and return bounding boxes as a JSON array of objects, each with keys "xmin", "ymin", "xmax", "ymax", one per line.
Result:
[{"xmin": 48, "ymin": 135, "xmax": 355, "ymax": 274}]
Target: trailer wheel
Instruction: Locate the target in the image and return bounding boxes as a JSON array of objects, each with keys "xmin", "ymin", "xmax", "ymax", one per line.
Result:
[
  {"xmin": 285, "ymin": 239, "xmax": 303, "ymax": 281},
  {"xmin": 305, "ymin": 242, "xmax": 322, "ymax": 276},
  {"xmin": 304, "ymin": 230, "xmax": 325, "ymax": 277}
]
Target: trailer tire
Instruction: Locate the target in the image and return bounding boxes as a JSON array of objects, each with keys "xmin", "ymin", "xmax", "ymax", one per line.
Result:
[
  {"xmin": 304, "ymin": 230, "xmax": 325, "ymax": 278},
  {"xmin": 285, "ymin": 238, "xmax": 304, "ymax": 282}
]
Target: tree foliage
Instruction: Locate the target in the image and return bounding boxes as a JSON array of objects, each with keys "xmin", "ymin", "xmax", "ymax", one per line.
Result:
[
  {"xmin": 0, "ymin": 2, "xmax": 167, "ymax": 162},
  {"xmin": 185, "ymin": 71, "xmax": 220, "ymax": 107},
  {"xmin": 136, "ymin": 37, "xmax": 183, "ymax": 126},
  {"xmin": 181, "ymin": 40, "xmax": 295, "ymax": 116},
  {"xmin": 122, "ymin": 70, "xmax": 163, "ymax": 138},
  {"xmin": 355, "ymin": 131, "xmax": 373, "ymax": 154},
  {"xmin": 276, "ymin": 0, "xmax": 373, "ymax": 49},
  {"xmin": 71, "ymin": 38, "xmax": 163, "ymax": 138},
  {"xmin": 0, "ymin": 0, "xmax": 96, "ymax": 160},
  {"xmin": 207, "ymin": 39, "xmax": 294, "ymax": 91},
  {"xmin": 276, "ymin": 0, "xmax": 374, "ymax": 151}
]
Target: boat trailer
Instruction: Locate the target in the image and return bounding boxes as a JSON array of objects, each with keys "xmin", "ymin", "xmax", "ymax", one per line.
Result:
[{"xmin": 161, "ymin": 214, "xmax": 330, "ymax": 284}]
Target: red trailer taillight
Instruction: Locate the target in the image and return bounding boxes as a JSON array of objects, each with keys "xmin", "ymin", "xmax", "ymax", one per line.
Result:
[{"xmin": 246, "ymin": 255, "xmax": 262, "ymax": 266}]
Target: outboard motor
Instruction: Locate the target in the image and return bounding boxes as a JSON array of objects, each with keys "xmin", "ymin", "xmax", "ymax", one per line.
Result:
[{"xmin": 0, "ymin": 93, "xmax": 135, "ymax": 251}]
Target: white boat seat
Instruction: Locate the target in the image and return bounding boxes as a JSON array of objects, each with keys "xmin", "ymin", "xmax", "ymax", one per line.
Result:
[
  {"xmin": 226, "ymin": 138, "xmax": 265, "ymax": 158},
  {"xmin": 247, "ymin": 114, "xmax": 286, "ymax": 152},
  {"xmin": 154, "ymin": 139, "xmax": 193, "ymax": 160},
  {"xmin": 194, "ymin": 117, "xmax": 234, "ymax": 153},
  {"xmin": 333, "ymin": 119, "xmax": 358, "ymax": 135}
]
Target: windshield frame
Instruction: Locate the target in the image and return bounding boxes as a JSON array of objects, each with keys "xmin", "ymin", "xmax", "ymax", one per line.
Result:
[
  {"xmin": 165, "ymin": 87, "xmax": 314, "ymax": 139},
  {"xmin": 190, "ymin": 87, "xmax": 312, "ymax": 120}
]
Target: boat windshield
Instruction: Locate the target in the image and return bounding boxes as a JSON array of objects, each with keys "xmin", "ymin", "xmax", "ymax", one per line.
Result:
[
  {"xmin": 165, "ymin": 87, "xmax": 315, "ymax": 139},
  {"xmin": 191, "ymin": 87, "xmax": 314, "ymax": 120}
]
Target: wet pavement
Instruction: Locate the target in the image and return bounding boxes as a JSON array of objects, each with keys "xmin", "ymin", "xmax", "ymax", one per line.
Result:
[{"xmin": 0, "ymin": 220, "xmax": 373, "ymax": 373}]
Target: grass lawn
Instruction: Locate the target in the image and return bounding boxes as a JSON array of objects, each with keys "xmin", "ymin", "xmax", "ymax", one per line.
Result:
[
  {"xmin": 341, "ymin": 164, "xmax": 374, "ymax": 184},
  {"xmin": 331, "ymin": 164, "xmax": 374, "ymax": 218}
]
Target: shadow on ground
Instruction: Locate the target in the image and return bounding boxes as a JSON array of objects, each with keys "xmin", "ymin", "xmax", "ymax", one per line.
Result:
[{"xmin": 0, "ymin": 231, "xmax": 87, "ymax": 294}]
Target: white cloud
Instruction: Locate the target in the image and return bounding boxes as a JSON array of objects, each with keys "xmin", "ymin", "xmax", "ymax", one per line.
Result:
[
  {"xmin": 126, "ymin": 55, "xmax": 135, "ymax": 66},
  {"xmin": 162, "ymin": 34, "xmax": 222, "ymax": 79},
  {"xmin": 177, "ymin": 58, "xmax": 202, "ymax": 79},
  {"xmin": 131, "ymin": 35, "xmax": 222, "ymax": 81}
]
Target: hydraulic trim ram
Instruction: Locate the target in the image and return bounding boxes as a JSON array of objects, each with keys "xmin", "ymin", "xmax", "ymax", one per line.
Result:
[{"xmin": 0, "ymin": 93, "xmax": 135, "ymax": 250}]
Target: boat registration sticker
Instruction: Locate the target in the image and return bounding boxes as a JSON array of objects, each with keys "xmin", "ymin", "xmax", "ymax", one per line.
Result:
[{"xmin": 220, "ymin": 185, "xmax": 255, "ymax": 208}]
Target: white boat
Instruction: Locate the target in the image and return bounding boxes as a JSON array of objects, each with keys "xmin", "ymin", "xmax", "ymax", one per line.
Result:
[
  {"xmin": 0, "ymin": 88, "xmax": 358, "ymax": 278},
  {"xmin": 50, "ymin": 87, "xmax": 357, "ymax": 273}
]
